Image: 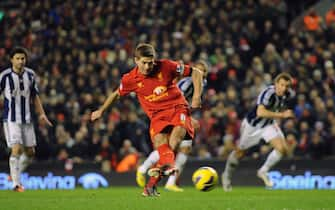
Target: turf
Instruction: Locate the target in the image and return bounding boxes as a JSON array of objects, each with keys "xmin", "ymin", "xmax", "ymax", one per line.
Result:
[{"xmin": 0, "ymin": 187, "xmax": 333, "ymax": 210}]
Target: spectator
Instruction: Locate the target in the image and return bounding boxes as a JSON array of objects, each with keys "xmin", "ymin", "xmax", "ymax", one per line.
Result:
[
  {"xmin": 217, "ymin": 134, "xmax": 235, "ymax": 160},
  {"xmin": 95, "ymin": 136, "xmax": 117, "ymax": 172},
  {"xmin": 197, "ymin": 145, "xmax": 212, "ymax": 160},
  {"xmin": 308, "ymin": 132, "xmax": 325, "ymax": 159},
  {"xmin": 286, "ymin": 133, "xmax": 298, "ymax": 158},
  {"xmin": 0, "ymin": 0, "xmax": 333, "ymax": 162},
  {"xmin": 303, "ymin": 8, "xmax": 323, "ymax": 31},
  {"xmin": 115, "ymin": 140, "xmax": 139, "ymax": 173},
  {"xmin": 326, "ymin": 5, "xmax": 335, "ymax": 27}
]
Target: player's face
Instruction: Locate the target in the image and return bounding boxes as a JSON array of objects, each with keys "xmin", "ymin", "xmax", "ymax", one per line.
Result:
[
  {"xmin": 11, "ymin": 53, "xmax": 26, "ymax": 71},
  {"xmin": 135, "ymin": 57, "xmax": 155, "ymax": 76},
  {"xmin": 275, "ymin": 78, "xmax": 291, "ymax": 96}
]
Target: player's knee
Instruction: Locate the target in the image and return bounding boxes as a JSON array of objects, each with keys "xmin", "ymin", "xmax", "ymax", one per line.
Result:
[
  {"xmin": 11, "ymin": 145, "xmax": 23, "ymax": 156},
  {"xmin": 154, "ymin": 140, "xmax": 167, "ymax": 149},
  {"xmin": 276, "ymin": 140, "xmax": 289, "ymax": 156},
  {"xmin": 153, "ymin": 135, "xmax": 169, "ymax": 149}
]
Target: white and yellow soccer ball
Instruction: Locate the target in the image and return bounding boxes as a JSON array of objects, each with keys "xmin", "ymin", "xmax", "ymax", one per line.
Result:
[{"xmin": 192, "ymin": 166, "xmax": 218, "ymax": 191}]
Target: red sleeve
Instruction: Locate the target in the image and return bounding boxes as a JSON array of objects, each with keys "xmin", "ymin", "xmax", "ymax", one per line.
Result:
[
  {"xmin": 118, "ymin": 73, "xmax": 136, "ymax": 96},
  {"xmin": 163, "ymin": 59, "xmax": 191, "ymax": 78}
]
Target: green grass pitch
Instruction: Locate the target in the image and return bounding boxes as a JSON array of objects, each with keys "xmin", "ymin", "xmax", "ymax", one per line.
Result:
[{"xmin": 0, "ymin": 187, "xmax": 333, "ymax": 210}]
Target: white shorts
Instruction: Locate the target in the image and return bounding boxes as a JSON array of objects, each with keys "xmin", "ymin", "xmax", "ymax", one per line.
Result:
[
  {"xmin": 3, "ymin": 122, "xmax": 36, "ymax": 148},
  {"xmin": 179, "ymin": 139, "xmax": 192, "ymax": 148},
  {"xmin": 238, "ymin": 119, "xmax": 284, "ymax": 150}
]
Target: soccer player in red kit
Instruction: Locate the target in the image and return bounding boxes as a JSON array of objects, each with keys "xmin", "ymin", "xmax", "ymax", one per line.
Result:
[{"xmin": 91, "ymin": 43, "xmax": 205, "ymax": 196}]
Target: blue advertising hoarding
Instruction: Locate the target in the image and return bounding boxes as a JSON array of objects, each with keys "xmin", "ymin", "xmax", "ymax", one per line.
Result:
[
  {"xmin": 269, "ymin": 171, "xmax": 335, "ymax": 190},
  {"xmin": 0, "ymin": 172, "xmax": 109, "ymax": 190},
  {"xmin": 0, "ymin": 159, "xmax": 334, "ymax": 190}
]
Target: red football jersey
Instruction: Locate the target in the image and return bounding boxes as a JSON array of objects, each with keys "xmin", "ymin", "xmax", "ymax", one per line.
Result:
[{"xmin": 118, "ymin": 59, "xmax": 192, "ymax": 119}]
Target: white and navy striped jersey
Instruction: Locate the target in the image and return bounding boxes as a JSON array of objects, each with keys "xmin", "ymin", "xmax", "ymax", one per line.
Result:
[
  {"xmin": 177, "ymin": 76, "xmax": 206, "ymax": 102},
  {"xmin": 0, "ymin": 67, "xmax": 39, "ymax": 123},
  {"xmin": 246, "ymin": 85, "xmax": 294, "ymax": 128}
]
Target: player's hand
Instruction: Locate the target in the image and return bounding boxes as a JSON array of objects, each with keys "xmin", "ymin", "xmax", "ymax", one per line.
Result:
[
  {"xmin": 39, "ymin": 114, "xmax": 53, "ymax": 127},
  {"xmin": 282, "ymin": 110, "xmax": 295, "ymax": 118},
  {"xmin": 91, "ymin": 109, "xmax": 103, "ymax": 121}
]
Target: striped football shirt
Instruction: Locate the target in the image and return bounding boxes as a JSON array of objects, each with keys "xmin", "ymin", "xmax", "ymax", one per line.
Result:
[
  {"xmin": 0, "ymin": 67, "xmax": 39, "ymax": 123},
  {"xmin": 177, "ymin": 76, "xmax": 206, "ymax": 102},
  {"xmin": 246, "ymin": 85, "xmax": 294, "ymax": 128}
]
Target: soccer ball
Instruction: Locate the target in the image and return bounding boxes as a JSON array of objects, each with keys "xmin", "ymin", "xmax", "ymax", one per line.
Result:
[{"xmin": 192, "ymin": 166, "xmax": 218, "ymax": 191}]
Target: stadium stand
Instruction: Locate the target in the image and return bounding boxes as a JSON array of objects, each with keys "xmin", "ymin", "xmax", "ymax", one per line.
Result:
[{"xmin": 0, "ymin": 0, "xmax": 334, "ymax": 171}]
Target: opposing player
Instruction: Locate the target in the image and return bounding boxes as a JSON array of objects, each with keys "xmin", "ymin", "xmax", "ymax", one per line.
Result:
[
  {"xmin": 222, "ymin": 73, "xmax": 295, "ymax": 191},
  {"xmin": 0, "ymin": 47, "xmax": 52, "ymax": 192},
  {"xmin": 136, "ymin": 61, "xmax": 208, "ymax": 192},
  {"xmin": 91, "ymin": 43, "xmax": 205, "ymax": 196}
]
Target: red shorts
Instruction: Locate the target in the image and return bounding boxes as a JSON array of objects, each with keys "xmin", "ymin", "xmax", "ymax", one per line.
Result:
[{"xmin": 149, "ymin": 105, "xmax": 194, "ymax": 142}]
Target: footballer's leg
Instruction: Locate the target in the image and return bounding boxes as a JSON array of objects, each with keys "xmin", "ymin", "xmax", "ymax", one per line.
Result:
[
  {"xmin": 161, "ymin": 125, "xmax": 188, "ymax": 176},
  {"xmin": 154, "ymin": 125, "xmax": 187, "ymax": 177},
  {"xmin": 20, "ymin": 124, "xmax": 36, "ymax": 174},
  {"xmin": 4, "ymin": 123, "xmax": 24, "ymax": 192},
  {"xmin": 143, "ymin": 133, "xmax": 174, "ymax": 197},
  {"xmin": 9, "ymin": 149, "xmax": 33, "ymax": 183},
  {"xmin": 9, "ymin": 144, "xmax": 24, "ymax": 191},
  {"xmin": 165, "ymin": 141, "xmax": 192, "ymax": 192},
  {"xmin": 257, "ymin": 137, "xmax": 287, "ymax": 187},
  {"xmin": 164, "ymin": 111, "xmax": 196, "ymax": 192},
  {"xmin": 20, "ymin": 147, "xmax": 34, "ymax": 174},
  {"xmin": 222, "ymin": 120, "xmax": 249, "ymax": 191},
  {"xmin": 222, "ymin": 119, "xmax": 261, "ymax": 191},
  {"xmin": 257, "ymin": 125, "xmax": 287, "ymax": 187},
  {"xmin": 222, "ymin": 148, "xmax": 245, "ymax": 192},
  {"xmin": 137, "ymin": 150, "xmax": 159, "ymax": 187},
  {"xmin": 168, "ymin": 125, "xmax": 186, "ymax": 151},
  {"xmin": 165, "ymin": 117, "xmax": 198, "ymax": 192}
]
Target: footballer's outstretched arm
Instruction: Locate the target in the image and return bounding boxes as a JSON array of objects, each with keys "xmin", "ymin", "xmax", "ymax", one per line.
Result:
[
  {"xmin": 257, "ymin": 104, "xmax": 295, "ymax": 119},
  {"xmin": 191, "ymin": 64, "xmax": 205, "ymax": 108},
  {"xmin": 91, "ymin": 89, "xmax": 120, "ymax": 121}
]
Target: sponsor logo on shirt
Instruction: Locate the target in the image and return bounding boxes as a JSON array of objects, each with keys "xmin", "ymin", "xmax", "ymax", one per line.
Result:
[{"xmin": 145, "ymin": 86, "xmax": 168, "ymax": 102}]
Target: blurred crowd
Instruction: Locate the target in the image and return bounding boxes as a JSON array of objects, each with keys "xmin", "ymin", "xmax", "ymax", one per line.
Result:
[{"xmin": 0, "ymin": 0, "xmax": 334, "ymax": 172}]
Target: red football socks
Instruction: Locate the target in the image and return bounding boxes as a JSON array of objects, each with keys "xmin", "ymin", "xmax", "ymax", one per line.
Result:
[
  {"xmin": 157, "ymin": 143, "xmax": 175, "ymax": 166},
  {"xmin": 146, "ymin": 175, "xmax": 161, "ymax": 188}
]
